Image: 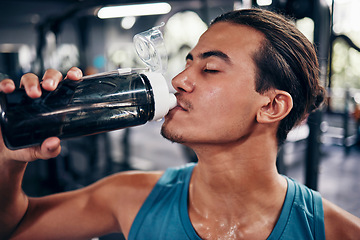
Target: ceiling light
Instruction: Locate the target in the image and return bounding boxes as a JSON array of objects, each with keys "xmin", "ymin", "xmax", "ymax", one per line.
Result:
[{"xmin": 97, "ymin": 2, "xmax": 171, "ymax": 19}]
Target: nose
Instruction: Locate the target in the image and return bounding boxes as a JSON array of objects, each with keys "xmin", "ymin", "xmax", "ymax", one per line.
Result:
[{"xmin": 171, "ymin": 68, "xmax": 195, "ymax": 93}]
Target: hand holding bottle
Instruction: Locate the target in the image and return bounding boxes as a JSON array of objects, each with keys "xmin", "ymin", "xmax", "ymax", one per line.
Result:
[{"xmin": 0, "ymin": 67, "xmax": 83, "ymax": 162}]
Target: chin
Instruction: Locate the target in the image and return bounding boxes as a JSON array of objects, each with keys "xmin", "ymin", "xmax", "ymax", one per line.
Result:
[{"xmin": 160, "ymin": 123, "xmax": 186, "ymax": 144}]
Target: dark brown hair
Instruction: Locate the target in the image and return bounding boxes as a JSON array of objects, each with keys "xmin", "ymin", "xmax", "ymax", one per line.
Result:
[{"xmin": 212, "ymin": 9, "xmax": 325, "ymax": 144}]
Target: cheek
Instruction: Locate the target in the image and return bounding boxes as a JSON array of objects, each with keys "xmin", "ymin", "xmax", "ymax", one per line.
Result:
[
  {"xmin": 200, "ymin": 85, "xmax": 259, "ymax": 131},
  {"xmin": 206, "ymin": 88, "xmax": 226, "ymax": 112},
  {"xmin": 202, "ymin": 87, "xmax": 246, "ymax": 117}
]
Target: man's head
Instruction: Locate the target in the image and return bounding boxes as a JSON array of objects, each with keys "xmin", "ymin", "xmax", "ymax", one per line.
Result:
[
  {"xmin": 212, "ymin": 9, "xmax": 325, "ymax": 144},
  {"xmin": 161, "ymin": 9, "xmax": 325, "ymax": 147}
]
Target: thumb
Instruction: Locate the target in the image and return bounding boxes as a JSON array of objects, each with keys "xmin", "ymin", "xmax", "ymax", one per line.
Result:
[
  {"xmin": 1, "ymin": 137, "xmax": 61, "ymax": 162},
  {"xmin": 37, "ymin": 137, "xmax": 62, "ymax": 160}
]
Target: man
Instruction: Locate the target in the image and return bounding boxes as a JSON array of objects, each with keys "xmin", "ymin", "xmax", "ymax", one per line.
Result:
[{"xmin": 0, "ymin": 8, "xmax": 359, "ymax": 240}]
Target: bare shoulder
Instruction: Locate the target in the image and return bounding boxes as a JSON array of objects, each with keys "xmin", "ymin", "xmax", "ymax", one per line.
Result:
[
  {"xmin": 100, "ymin": 169, "xmax": 164, "ymax": 190},
  {"xmin": 323, "ymin": 198, "xmax": 360, "ymax": 239},
  {"xmin": 96, "ymin": 170, "xmax": 164, "ymax": 206}
]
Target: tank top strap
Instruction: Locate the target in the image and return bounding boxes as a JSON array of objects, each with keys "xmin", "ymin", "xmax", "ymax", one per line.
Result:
[
  {"xmin": 157, "ymin": 163, "xmax": 196, "ymax": 186},
  {"xmin": 312, "ymin": 190, "xmax": 326, "ymax": 239},
  {"xmin": 128, "ymin": 163, "xmax": 197, "ymax": 240},
  {"xmin": 267, "ymin": 176, "xmax": 325, "ymax": 240}
]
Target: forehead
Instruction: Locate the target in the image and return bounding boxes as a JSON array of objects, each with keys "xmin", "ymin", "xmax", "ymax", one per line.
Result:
[{"xmin": 192, "ymin": 22, "xmax": 265, "ymax": 61}]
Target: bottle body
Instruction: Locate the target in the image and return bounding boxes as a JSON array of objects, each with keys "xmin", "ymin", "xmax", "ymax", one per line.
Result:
[{"xmin": 0, "ymin": 71, "xmax": 165, "ymax": 150}]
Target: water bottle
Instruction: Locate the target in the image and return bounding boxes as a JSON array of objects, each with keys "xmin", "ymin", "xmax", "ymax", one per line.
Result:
[{"xmin": 0, "ymin": 24, "xmax": 176, "ymax": 150}]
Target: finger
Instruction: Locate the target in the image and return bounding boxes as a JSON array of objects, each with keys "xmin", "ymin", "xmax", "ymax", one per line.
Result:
[
  {"xmin": 36, "ymin": 137, "xmax": 62, "ymax": 160},
  {"xmin": 20, "ymin": 73, "xmax": 41, "ymax": 99},
  {"xmin": 65, "ymin": 67, "xmax": 83, "ymax": 80},
  {"xmin": 42, "ymin": 69, "xmax": 64, "ymax": 91},
  {"xmin": 0, "ymin": 137, "xmax": 61, "ymax": 162},
  {"xmin": 0, "ymin": 79, "xmax": 16, "ymax": 93},
  {"xmin": 7, "ymin": 143, "xmax": 60, "ymax": 162}
]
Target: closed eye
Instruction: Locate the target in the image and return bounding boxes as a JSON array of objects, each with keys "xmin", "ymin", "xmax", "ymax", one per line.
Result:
[{"xmin": 204, "ymin": 69, "xmax": 220, "ymax": 73}]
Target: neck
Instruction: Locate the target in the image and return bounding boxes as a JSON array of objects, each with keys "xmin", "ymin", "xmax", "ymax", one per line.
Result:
[{"xmin": 187, "ymin": 133, "xmax": 287, "ymax": 219}]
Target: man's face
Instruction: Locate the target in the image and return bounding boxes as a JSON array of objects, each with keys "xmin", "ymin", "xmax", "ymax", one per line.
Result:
[{"xmin": 161, "ymin": 22, "xmax": 267, "ymax": 146}]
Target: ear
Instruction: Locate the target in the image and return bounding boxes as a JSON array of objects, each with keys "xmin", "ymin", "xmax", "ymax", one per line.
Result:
[{"xmin": 256, "ymin": 90, "xmax": 293, "ymax": 124}]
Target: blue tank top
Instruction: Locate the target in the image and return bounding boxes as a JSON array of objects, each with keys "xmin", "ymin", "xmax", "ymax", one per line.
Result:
[{"xmin": 128, "ymin": 163, "xmax": 325, "ymax": 240}]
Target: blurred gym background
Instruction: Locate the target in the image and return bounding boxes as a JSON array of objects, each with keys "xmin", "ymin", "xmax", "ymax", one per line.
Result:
[{"xmin": 0, "ymin": 0, "xmax": 360, "ymax": 239}]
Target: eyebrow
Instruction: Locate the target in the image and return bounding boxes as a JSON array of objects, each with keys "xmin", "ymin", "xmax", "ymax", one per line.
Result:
[{"xmin": 186, "ymin": 50, "xmax": 232, "ymax": 65}]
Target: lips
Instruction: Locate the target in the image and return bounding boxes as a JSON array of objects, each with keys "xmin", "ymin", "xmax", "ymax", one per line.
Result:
[
  {"xmin": 177, "ymin": 101, "xmax": 188, "ymax": 111},
  {"xmin": 174, "ymin": 94, "xmax": 190, "ymax": 111}
]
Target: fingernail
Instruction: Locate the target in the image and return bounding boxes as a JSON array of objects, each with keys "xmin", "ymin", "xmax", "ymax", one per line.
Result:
[
  {"xmin": 69, "ymin": 69, "xmax": 81, "ymax": 79},
  {"xmin": 44, "ymin": 79, "xmax": 55, "ymax": 88},
  {"xmin": 30, "ymin": 85, "xmax": 40, "ymax": 93},
  {"xmin": 5, "ymin": 82, "xmax": 14, "ymax": 89},
  {"xmin": 75, "ymin": 70, "xmax": 82, "ymax": 79}
]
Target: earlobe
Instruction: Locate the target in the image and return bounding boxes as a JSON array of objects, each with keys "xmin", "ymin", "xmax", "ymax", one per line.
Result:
[{"xmin": 256, "ymin": 90, "xmax": 293, "ymax": 124}]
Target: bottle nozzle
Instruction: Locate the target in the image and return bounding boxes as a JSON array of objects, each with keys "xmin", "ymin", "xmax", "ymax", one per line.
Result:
[{"xmin": 168, "ymin": 93, "xmax": 177, "ymax": 110}]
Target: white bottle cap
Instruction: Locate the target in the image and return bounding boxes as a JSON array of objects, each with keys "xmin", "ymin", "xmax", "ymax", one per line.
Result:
[{"xmin": 143, "ymin": 72, "xmax": 176, "ymax": 121}]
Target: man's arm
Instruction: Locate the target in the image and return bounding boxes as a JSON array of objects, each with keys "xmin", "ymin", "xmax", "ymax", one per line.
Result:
[
  {"xmin": 0, "ymin": 119, "xmax": 161, "ymax": 239},
  {"xmin": 323, "ymin": 198, "xmax": 360, "ymax": 239},
  {"xmin": 0, "ymin": 155, "xmax": 29, "ymax": 239},
  {"xmin": 0, "ymin": 68, "xmax": 162, "ymax": 239},
  {"xmin": 9, "ymin": 170, "xmax": 161, "ymax": 240},
  {"xmin": 0, "ymin": 72, "xmax": 64, "ymax": 239},
  {"xmin": 5, "ymin": 170, "xmax": 121, "ymax": 240}
]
